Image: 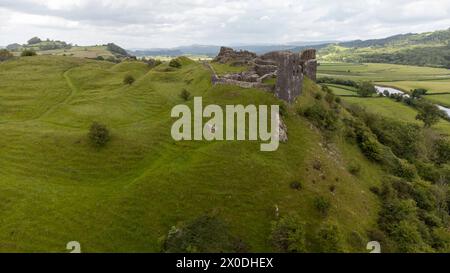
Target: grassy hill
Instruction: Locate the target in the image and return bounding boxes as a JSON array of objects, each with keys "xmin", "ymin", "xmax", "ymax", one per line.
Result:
[
  {"xmin": 7, "ymin": 39, "xmax": 129, "ymax": 61},
  {"xmin": 0, "ymin": 56, "xmax": 449, "ymax": 253},
  {"xmin": 319, "ymin": 28, "xmax": 450, "ymax": 68}
]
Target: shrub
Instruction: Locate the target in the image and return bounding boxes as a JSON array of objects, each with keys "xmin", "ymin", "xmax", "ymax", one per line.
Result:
[
  {"xmin": 312, "ymin": 160, "xmax": 322, "ymax": 171},
  {"xmin": 432, "ymin": 138, "xmax": 450, "ymax": 165},
  {"xmin": 393, "ymin": 159, "xmax": 417, "ymax": 181},
  {"xmin": 163, "ymin": 214, "xmax": 246, "ymax": 253},
  {"xmin": 21, "ymin": 49, "xmax": 37, "ymax": 57},
  {"xmin": 391, "ymin": 220, "xmax": 430, "ymax": 253},
  {"xmin": 314, "ymin": 196, "xmax": 331, "ymax": 216},
  {"xmin": 169, "ymin": 58, "xmax": 182, "ymax": 68},
  {"xmin": 303, "ymin": 104, "xmax": 338, "ymax": 131},
  {"xmin": 278, "ymin": 103, "xmax": 288, "ymax": 117},
  {"xmin": 347, "ymin": 162, "xmax": 361, "ymax": 175},
  {"xmin": 317, "ymin": 77, "xmax": 359, "ymax": 88},
  {"xmin": 370, "ymin": 186, "xmax": 381, "ymax": 195},
  {"xmin": 27, "ymin": 36, "xmax": 42, "ymax": 45},
  {"xmin": 357, "ymin": 81, "xmax": 377, "ymax": 97},
  {"xmin": 315, "ymin": 224, "xmax": 343, "ymax": 253},
  {"xmin": 416, "ymin": 102, "xmax": 441, "ymax": 128},
  {"xmin": 88, "ymin": 122, "xmax": 110, "ymax": 147},
  {"xmin": 314, "ymin": 93, "xmax": 322, "ymax": 100},
  {"xmin": 96, "ymin": 56, "xmax": 105, "ymax": 61},
  {"xmin": 270, "ymin": 214, "xmax": 306, "ymax": 252},
  {"xmin": 0, "ymin": 49, "xmax": 13, "ymax": 61},
  {"xmin": 335, "ymin": 97, "xmax": 341, "ymax": 104},
  {"xmin": 123, "ymin": 75, "xmax": 135, "ymax": 85},
  {"xmin": 411, "ymin": 88, "xmax": 428, "ymax": 98},
  {"xmin": 179, "ymin": 89, "xmax": 191, "ymax": 101},
  {"xmin": 290, "ymin": 181, "xmax": 303, "ymax": 191}
]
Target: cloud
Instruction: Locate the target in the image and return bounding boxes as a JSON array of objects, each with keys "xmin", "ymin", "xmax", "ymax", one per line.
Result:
[{"xmin": 0, "ymin": 0, "xmax": 449, "ymax": 48}]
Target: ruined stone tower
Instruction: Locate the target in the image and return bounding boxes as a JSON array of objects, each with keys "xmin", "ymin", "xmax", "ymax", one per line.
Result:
[
  {"xmin": 211, "ymin": 47, "xmax": 318, "ymax": 104},
  {"xmin": 274, "ymin": 52, "xmax": 304, "ymax": 103}
]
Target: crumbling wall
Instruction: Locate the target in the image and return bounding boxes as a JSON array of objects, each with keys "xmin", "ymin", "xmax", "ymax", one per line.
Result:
[
  {"xmin": 274, "ymin": 52, "xmax": 303, "ymax": 103},
  {"xmin": 210, "ymin": 47, "xmax": 317, "ymax": 104},
  {"xmin": 213, "ymin": 46, "xmax": 257, "ymax": 64}
]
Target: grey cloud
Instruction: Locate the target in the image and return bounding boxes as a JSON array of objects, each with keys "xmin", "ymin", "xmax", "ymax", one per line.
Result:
[{"xmin": 0, "ymin": 0, "xmax": 449, "ymax": 48}]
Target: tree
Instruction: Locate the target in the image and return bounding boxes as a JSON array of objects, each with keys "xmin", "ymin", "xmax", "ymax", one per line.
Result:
[
  {"xmin": 169, "ymin": 58, "xmax": 182, "ymax": 68},
  {"xmin": 315, "ymin": 224, "xmax": 343, "ymax": 253},
  {"xmin": 0, "ymin": 49, "xmax": 13, "ymax": 61},
  {"xmin": 88, "ymin": 122, "xmax": 110, "ymax": 147},
  {"xmin": 21, "ymin": 49, "xmax": 37, "ymax": 57},
  {"xmin": 106, "ymin": 43, "xmax": 129, "ymax": 56},
  {"xmin": 123, "ymin": 75, "xmax": 135, "ymax": 85},
  {"xmin": 179, "ymin": 89, "xmax": 191, "ymax": 101},
  {"xmin": 270, "ymin": 214, "xmax": 306, "ymax": 253},
  {"xmin": 357, "ymin": 81, "xmax": 377, "ymax": 97},
  {"xmin": 27, "ymin": 37, "xmax": 42, "ymax": 45},
  {"xmin": 314, "ymin": 196, "xmax": 331, "ymax": 216},
  {"xmin": 416, "ymin": 102, "xmax": 441, "ymax": 128},
  {"xmin": 411, "ymin": 88, "xmax": 428, "ymax": 98}
]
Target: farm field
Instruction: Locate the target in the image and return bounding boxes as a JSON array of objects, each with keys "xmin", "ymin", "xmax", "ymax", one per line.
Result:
[{"xmin": 318, "ymin": 63, "xmax": 450, "ymax": 82}]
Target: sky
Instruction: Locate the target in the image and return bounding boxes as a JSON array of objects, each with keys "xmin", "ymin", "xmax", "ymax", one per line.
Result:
[{"xmin": 0, "ymin": 0, "xmax": 449, "ymax": 48}]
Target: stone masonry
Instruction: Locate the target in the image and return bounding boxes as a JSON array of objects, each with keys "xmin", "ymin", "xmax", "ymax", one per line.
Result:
[{"xmin": 211, "ymin": 47, "xmax": 318, "ymax": 104}]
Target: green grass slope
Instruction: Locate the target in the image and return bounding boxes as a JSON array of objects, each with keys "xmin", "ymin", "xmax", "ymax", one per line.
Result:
[{"xmin": 0, "ymin": 56, "xmax": 387, "ymax": 252}]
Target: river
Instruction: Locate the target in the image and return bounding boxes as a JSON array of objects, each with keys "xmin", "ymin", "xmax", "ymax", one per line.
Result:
[{"xmin": 375, "ymin": 85, "xmax": 450, "ymax": 118}]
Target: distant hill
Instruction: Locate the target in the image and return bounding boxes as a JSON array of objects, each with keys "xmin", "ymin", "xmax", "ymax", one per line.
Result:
[
  {"xmin": 128, "ymin": 41, "xmax": 334, "ymax": 57},
  {"xmin": 6, "ymin": 38, "xmax": 130, "ymax": 61},
  {"xmin": 319, "ymin": 28, "xmax": 450, "ymax": 68}
]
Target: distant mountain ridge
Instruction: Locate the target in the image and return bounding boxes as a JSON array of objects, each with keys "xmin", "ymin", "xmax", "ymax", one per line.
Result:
[
  {"xmin": 320, "ymin": 28, "xmax": 450, "ymax": 68},
  {"xmin": 127, "ymin": 41, "xmax": 336, "ymax": 57},
  {"xmin": 128, "ymin": 28, "xmax": 450, "ymax": 68}
]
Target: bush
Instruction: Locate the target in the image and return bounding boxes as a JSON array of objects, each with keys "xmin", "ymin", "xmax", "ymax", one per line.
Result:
[
  {"xmin": 88, "ymin": 122, "xmax": 110, "ymax": 147},
  {"xmin": 416, "ymin": 102, "xmax": 441, "ymax": 128},
  {"xmin": 21, "ymin": 49, "xmax": 37, "ymax": 57},
  {"xmin": 179, "ymin": 89, "xmax": 191, "ymax": 101},
  {"xmin": 347, "ymin": 162, "xmax": 361, "ymax": 175},
  {"xmin": 357, "ymin": 81, "xmax": 377, "ymax": 97},
  {"xmin": 325, "ymin": 92, "xmax": 335, "ymax": 104},
  {"xmin": 314, "ymin": 196, "xmax": 331, "ymax": 216},
  {"xmin": 335, "ymin": 97, "xmax": 341, "ymax": 104},
  {"xmin": 163, "ymin": 214, "xmax": 247, "ymax": 253},
  {"xmin": 391, "ymin": 220, "xmax": 430, "ymax": 252},
  {"xmin": 290, "ymin": 181, "xmax": 303, "ymax": 190},
  {"xmin": 169, "ymin": 58, "xmax": 182, "ymax": 68},
  {"xmin": 303, "ymin": 104, "xmax": 338, "ymax": 131},
  {"xmin": 432, "ymin": 138, "xmax": 450, "ymax": 165},
  {"xmin": 315, "ymin": 224, "xmax": 343, "ymax": 253},
  {"xmin": 0, "ymin": 49, "xmax": 13, "ymax": 61},
  {"xmin": 271, "ymin": 214, "xmax": 306, "ymax": 252},
  {"xmin": 314, "ymin": 93, "xmax": 322, "ymax": 100},
  {"xmin": 27, "ymin": 36, "xmax": 42, "ymax": 45},
  {"xmin": 123, "ymin": 75, "xmax": 135, "ymax": 85}
]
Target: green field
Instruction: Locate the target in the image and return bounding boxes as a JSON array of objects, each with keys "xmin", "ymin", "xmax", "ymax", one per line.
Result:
[
  {"xmin": 341, "ymin": 96, "xmax": 450, "ymax": 136},
  {"xmin": 376, "ymin": 80, "xmax": 450, "ymax": 94},
  {"xmin": 318, "ymin": 63, "xmax": 450, "ymax": 82},
  {"xmin": 0, "ymin": 56, "xmax": 387, "ymax": 252}
]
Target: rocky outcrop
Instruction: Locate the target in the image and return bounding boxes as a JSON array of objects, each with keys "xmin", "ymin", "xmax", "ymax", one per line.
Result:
[{"xmin": 213, "ymin": 46, "xmax": 257, "ymax": 64}]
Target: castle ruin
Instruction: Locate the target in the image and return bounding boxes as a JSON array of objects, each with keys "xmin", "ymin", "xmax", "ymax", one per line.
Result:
[{"xmin": 210, "ymin": 47, "xmax": 318, "ymax": 103}]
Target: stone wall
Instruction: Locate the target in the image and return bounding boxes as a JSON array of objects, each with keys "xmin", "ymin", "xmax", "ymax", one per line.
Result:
[
  {"xmin": 213, "ymin": 46, "xmax": 257, "ymax": 64},
  {"xmin": 274, "ymin": 51, "xmax": 304, "ymax": 103},
  {"xmin": 210, "ymin": 47, "xmax": 317, "ymax": 104}
]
